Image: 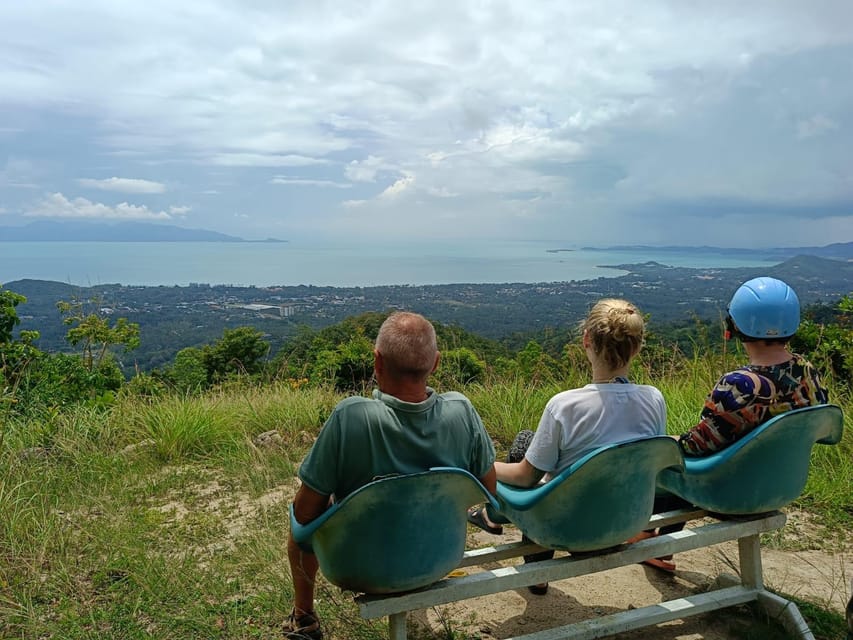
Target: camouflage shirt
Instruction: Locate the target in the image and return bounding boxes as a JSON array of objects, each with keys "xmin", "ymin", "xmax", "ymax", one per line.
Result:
[{"xmin": 679, "ymin": 353, "xmax": 828, "ymax": 456}]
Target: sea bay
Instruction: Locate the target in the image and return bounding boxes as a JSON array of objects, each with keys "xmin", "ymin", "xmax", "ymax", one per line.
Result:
[{"xmin": 0, "ymin": 241, "xmax": 778, "ymax": 288}]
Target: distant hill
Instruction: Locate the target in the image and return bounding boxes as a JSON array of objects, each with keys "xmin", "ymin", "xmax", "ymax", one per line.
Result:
[
  {"xmin": 6, "ymin": 254, "xmax": 852, "ymax": 372},
  {"xmin": 582, "ymin": 242, "xmax": 853, "ymax": 261},
  {"xmin": 0, "ymin": 221, "xmax": 286, "ymax": 242}
]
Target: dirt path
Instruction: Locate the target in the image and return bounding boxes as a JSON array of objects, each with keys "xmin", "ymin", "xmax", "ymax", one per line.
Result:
[{"xmin": 410, "ymin": 527, "xmax": 852, "ymax": 640}]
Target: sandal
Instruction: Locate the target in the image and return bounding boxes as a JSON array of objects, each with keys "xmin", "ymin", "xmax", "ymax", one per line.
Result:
[
  {"xmin": 283, "ymin": 608, "xmax": 323, "ymax": 639},
  {"xmin": 642, "ymin": 556, "xmax": 676, "ymax": 573},
  {"xmin": 626, "ymin": 530, "xmax": 657, "ymax": 544},
  {"xmin": 467, "ymin": 505, "xmax": 503, "ymax": 535}
]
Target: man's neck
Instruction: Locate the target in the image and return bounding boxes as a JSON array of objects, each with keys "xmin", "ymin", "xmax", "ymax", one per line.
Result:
[
  {"xmin": 744, "ymin": 341, "xmax": 793, "ymax": 367},
  {"xmin": 378, "ymin": 382, "xmax": 430, "ymax": 403}
]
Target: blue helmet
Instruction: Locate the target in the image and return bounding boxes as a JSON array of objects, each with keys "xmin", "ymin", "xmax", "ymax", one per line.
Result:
[{"xmin": 727, "ymin": 277, "xmax": 800, "ymax": 340}]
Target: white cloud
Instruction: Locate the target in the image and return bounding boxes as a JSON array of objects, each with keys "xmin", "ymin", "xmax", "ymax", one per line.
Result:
[
  {"xmin": 77, "ymin": 177, "xmax": 167, "ymax": 194},
  {"xmin": 24, "ymin": 193, "xmax": 172, "ymax": 220},
  {"xmin": 427, "ymin": 186, "xmax": 457, "ymax": 198},
  {"xmin": 169, "ymin": 205, "xmax": 191, "ymax": 215},
  {"xmin": 378, "ymin": 174, "xmax": 415, "ymax": 200},
  {"xmin": 345, "ymin": 156, "xmax": 385, "ymax": 183},
  {"xmin": 210, "ymin": 153, "xmax": 332, "ymax": 168},
  {"xmin": 270, "ymin": 176, "xmax": 351, "ymax": 188},
  {"xmin": 474, "ymin": 122, "xmax": 584, "ymax": 164}
]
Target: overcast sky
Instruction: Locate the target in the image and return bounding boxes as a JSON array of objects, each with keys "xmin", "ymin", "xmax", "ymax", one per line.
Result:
[{"xmin": 1, "ymin": 1, "xmax": 851, "ymax": 247}]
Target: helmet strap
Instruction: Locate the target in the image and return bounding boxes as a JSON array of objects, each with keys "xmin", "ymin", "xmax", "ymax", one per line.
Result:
[{"xmin": 724, "ymin": 314, "xmax": 736, "ymax": 341}]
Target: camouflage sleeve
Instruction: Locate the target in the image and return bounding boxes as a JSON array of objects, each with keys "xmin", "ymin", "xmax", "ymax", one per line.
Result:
[{"xmin": 804, "ymin": 360, "xmax": 829, "ymax": 405}]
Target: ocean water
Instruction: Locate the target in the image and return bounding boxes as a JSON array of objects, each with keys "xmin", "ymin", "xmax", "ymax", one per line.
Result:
[{"xmin": 0, "ymin": 241, "xmax": 778, "ymax": 288}]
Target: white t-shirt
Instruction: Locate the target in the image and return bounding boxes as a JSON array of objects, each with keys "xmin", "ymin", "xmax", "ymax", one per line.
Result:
[{"xmin": 524, "ymin": 383, "xmax": 667, "ymax": 478}]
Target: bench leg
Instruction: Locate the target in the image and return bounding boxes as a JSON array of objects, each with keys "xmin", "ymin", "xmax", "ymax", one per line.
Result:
[
  {"xmin": 738, "ymin": 534, "xmax": 764, "ymax": 589},
  {"xmin": 739, "ymin": 533, "xmax": 816, "ymax": 640},
  {"xmin": 389, "ymin": 612, "xmax": 407, "ymax": 640}
]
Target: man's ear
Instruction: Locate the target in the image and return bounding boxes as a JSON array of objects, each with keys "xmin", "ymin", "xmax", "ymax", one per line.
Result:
[
  {"xmin": 431, "ymin": 351, "xmax": 441, "ymax": 373},
  {"xmin": 374, "ymin": 349, "xmax": 383, "ymax": 374}
]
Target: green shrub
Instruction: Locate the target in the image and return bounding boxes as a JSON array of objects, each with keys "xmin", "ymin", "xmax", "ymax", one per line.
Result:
[{"xmin": 436, "ymin": 347, "xmax": 486, "ymax": 386}]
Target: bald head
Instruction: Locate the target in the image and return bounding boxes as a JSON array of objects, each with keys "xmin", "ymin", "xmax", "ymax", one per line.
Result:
[{"xmin": 375, "ymin": 312, "xmax": 439, "ymax": 382}]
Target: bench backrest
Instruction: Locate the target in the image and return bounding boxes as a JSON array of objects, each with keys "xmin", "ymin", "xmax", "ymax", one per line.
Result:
[
  {"xmin": 495, "ymin": 436, "xmax": 684, "ymax": 551},
  {"xmin": 657, "ymin": 404, "xmax": 843, "ymax": 514},
  {"xmin": 289, "ymin": 467, "xmax": 496, "ymax": 594}
]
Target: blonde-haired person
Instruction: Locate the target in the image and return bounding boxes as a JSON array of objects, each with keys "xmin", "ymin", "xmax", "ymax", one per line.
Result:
[{"xmin": 467, "ymin": 299, "xmax": 668, "ymax": 591}]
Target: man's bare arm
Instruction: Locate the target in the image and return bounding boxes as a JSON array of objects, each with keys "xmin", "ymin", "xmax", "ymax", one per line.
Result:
[
  {"xmin": 292, "ymin": 483, "xmax": 332, "ymax": 524},
  {"xmin": 478, "ymin": 466, "xmax": 498, "ymax": 496}
]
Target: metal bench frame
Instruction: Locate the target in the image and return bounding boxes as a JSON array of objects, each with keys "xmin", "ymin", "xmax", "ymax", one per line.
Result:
[{"xmin": 357, "ymin": 508, "xmax": 815, "ymax": 640}]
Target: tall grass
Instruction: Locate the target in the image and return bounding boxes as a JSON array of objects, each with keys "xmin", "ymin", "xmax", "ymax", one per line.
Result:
[
  {"xmin": 1, "ymin": 381, "xmax": 348, "ymax": 639},
  {"xmin": 465, "ymin": 378, "xmax": 562, "ymax": 447},
  {"xmin": 129, "ymin": 395, "xmax": 245, "ymax": 461},
  {"xmin": 0, "ymin": 369, "xmax": 850, "ymax": 639}
]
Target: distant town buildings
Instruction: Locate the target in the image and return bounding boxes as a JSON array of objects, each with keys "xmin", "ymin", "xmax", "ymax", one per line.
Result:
[{"xmin": 235, "ymin": 303, "xmax": 296, "ymax": 317}]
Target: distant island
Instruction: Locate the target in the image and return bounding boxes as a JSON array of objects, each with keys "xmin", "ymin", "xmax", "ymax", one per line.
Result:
[
  {"xmin": 0, "ymin": 221, "xmax": 286, "ymax": 243},
  {"xmin": 581, "ymin": 242, "xmax": 853, "ymax": 261},
  {"xmin": 546, "ymin": 248, "xmax": 574, "ymax": 253}
]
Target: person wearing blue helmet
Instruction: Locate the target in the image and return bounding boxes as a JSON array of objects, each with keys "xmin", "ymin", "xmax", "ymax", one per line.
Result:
[{"xmin": 678, "ymin": 277, "xmax": 828, "ymax": 456}]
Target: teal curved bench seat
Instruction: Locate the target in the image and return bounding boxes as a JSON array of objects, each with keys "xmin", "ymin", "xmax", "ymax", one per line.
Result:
[
  {"xmin": 658, "ymin": 404, "xmax": 844, "ymax": 515},
  {"xmin": 494, "ymin": 436, "xmax": 684, "ymax": 552},
  {"xmin": 290, "ymin": 467, "xmax": 498, "ymax": 594}
]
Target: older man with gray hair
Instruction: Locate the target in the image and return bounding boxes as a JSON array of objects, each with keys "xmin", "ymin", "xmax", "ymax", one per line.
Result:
[{"xmin": 284, "ymin": 311, "xmax": 497, "ymax": 639}]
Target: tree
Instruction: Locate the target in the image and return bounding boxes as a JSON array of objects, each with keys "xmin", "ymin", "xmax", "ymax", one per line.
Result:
[
  {"xmin": 202, "ymin": 326, "xmax": 270, "ymax": 381},
  {"xmin": 439, "ymin": 347, "xmax": 486, "ymax": 385},
  {"xmin": 57, "ymin": 299, "xmax": 140, "ymax": 371},
  {"xmin": 516, "ymin": 340, "xmax": 564, "ymax": 383},
  {"xmin": 1, "ymin": 287, "xmax": 42, "ymax": 434},
  {"xmin": 168, "ymin": 347, "xmax": 208, "ymax": 391},
  {"xmin": 331, "ymin": 334, "xmax": 375, "ymax": 391},
  {"xmin": 1, "ymin": 287, "xmax": 41, "ymax": 378},
  {"xmin": 0, "ymin": 287, "xmax": 26, "ymax": 344},
  {"xmin": 271, "ymin": 315, "xmax": 384, "ymax": 390},
  {"xmin": 24, "ymin": 352, "xmax": 124, "ymax": 408},
  {"xmin": 310, "ymin": 334, "xmax": 374, "ymax": 392},
  {"xmin": 793, "ymin": 296, "xmax": 853, "ymax": 386}
]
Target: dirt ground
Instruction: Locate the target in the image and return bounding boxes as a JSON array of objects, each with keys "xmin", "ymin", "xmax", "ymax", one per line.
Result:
[{"xmin": 408, "ymin": 525, "xmax": 852, "ymax": 640}]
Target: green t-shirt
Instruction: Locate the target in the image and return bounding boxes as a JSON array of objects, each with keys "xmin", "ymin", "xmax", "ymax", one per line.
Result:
[{"xmin": 298, "ymin": 388, "xmax": 495, "ymax": 499}]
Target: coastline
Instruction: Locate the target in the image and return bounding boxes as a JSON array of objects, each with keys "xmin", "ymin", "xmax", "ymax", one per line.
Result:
[{"xmin": 0, "ymin": 241, "xmax": 782, "ymax": 288}]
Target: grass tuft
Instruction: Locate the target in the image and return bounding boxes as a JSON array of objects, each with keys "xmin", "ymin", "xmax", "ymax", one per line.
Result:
[{"xmin": 131, "ymin": 395, "xmax": 244, "ymax": 461}]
